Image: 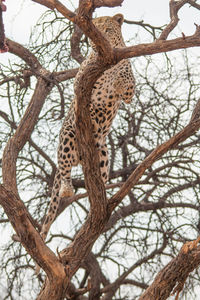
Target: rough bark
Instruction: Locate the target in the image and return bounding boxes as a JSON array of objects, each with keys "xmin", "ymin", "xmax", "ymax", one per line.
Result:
[
  {"xmin": 53, "ymin": 55, "xmax": 110, "ymax": 265},
  {"xmin": 115, "ymin": 25, "xmax": 200, "ymax": 60},
  {"xmin": 139, "ymin": 238, "xmax": 200, "ymax": 300}
]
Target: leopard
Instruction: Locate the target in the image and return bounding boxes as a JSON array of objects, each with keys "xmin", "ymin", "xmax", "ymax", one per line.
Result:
[{"xmin": 40, "ymin": 13, "xmax": 135, "ymax": 242}]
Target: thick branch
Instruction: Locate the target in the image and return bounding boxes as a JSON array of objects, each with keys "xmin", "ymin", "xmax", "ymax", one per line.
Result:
[
  {"xmin": 187, "ymin": 0, "xmax": 200, "ymax": 9},
  {"xmin": 158, "ymin": 0, "xmax": 187, "ymax": 40},
  {"xmin": 0, "ymin": 68, "xmax": 78, "ymax": 86},
  {"xmin": 139, "ymin": 238, "xmax": 200, "ymax": 300},
  {"xmin": 0, "ymin": 0, "xmax": 8, "ymax": 52},
  {"xmin": 32, "ymin": 0, "xmax": 114, "ymax": 62},
  {"xmin": 2, "ymin": 76, "xmax": 53, "ymax": 193},
  {"xmin": 74, "ymin": 1, "xmax": 113, "ymax": 60},
  {"xmin": 6, "ymin": 39, "xmax": 43, "ymax": 70},
  {"xmin": 0, "ymin": 186, "xmax": 70, "ymax": 300},
  {"xmin": 0, "ymin": 110, "xmax": 56, "ymax": 172},
  {"xmin": 0, "ymin": 185, "xmax": 66, "ymax": 282},
  {"xmin": 70, "ymin": 23, "xmax": 85, "ymax": 65},
  {"xmin": 51, "ymin": 68, "xmax": 79, "ymax": 82},
  {"xmin": 115, "ymin": 25, "xmax": 200, "ymax": 61},
  {"xmin": 108, "ymin": 112, "xmax": 200, "ymax": 211},
  {"xmin": 59, "ymin": 56, "xmax": 109, "ymax": 275},
  {"xmin": 158, "ymin": 0, "xmax": 200, "ymax": 40},
  {"xmin": 32, "ymin": 0, "xmax": 76, "ymax": 21},
  {"xmin": 93, "ymin": 0, "xmax": 124, "ymax": 8},
  {"xmin": 32, "ymin": 0, "xmax": 124, "ymax": 12}
]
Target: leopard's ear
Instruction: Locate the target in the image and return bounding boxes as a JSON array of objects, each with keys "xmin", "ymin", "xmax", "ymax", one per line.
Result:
[{"xmin": 113, "ymin": 14, "xmax": 124, "ymax": 26}]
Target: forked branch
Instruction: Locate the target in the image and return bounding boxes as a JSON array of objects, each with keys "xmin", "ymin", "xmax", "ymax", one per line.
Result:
[{"xmin": 158, "ymin": 0, "xmax": 200, "ymax": 40}]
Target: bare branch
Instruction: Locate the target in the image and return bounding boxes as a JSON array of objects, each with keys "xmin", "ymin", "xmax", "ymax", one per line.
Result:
[
  {"xmin": 32, "ymin": 0, "xmax": 114, "ymax": 61},
  {"xmin": 158, "ymin": 0, "xmax": 187, "ymax": 40},
  {"xmin": 32, "ymin": 0, "xmax": 200, "ymax": 63},
  {"xmin": 6, "ymin": 39, "xmax": 43, "ymax": 70},
  {"xmin": 2, "ymin": 76, "xmax": 53, "ymax": 193},
  {"xmin": 0, "ymin": 110, "xmax": 56, "ymax": 172},
  {"xmin": 0, "ymin": 0, "xmax": 8, "ymax": 53},
  {"xmin": 102, "ymin": 236, "xmax": 167, "ymax": 299},
  {"xmin": 124, "ymin": 18, "xmax": 164, "ymax": 39},
  {"xmin": 0, "ymin": 185, "xmax": 66, "ymax": 279},
  {"xmin": 53, "ymin": 68, "xmax": 79, "ymax": 82},
  {"xmin": 93, "ymin": 0, "xmax": 124, "ymax": 8},
  {"xmin": 2, "ymin": 1, "xmax": 200, "ymax": 299},
  {"xmin": 157, "ymin": 0, "xmax": 200, "ymax": 41},
  {"xmin": 115, "ymin": 25, "xmax": 200, "ymax": 60},
  {"xmin": 187, "ymin": 0, "xmax": 200, "ymax": 10},
  {"xmin": 108, "ymin": 114, "xmax": 200, "ymax": 211},
  {"xmin": 139, "ymin": 237, "xmax": 200, "ymax": 300},
  {"xmin": 32, "ymin": 0, "xmax": 76, "ymax": 21},
  {"xmin": 70, "ymin": 23, "xmax": 85, "ymax": 64}
]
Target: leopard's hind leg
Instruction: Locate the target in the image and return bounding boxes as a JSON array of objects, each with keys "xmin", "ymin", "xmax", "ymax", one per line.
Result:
[
  {"xmin": 35, "ymin": 169, "xmax": 62, "ymax": 273},
  {"xmin": 40, "ymin": 169, "xmax": 61, "ymax": 241}
]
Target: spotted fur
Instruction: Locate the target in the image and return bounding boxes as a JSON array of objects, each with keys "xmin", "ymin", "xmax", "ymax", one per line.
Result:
[{"xmin": 41, "ymin": 14, "xmax": 135, "ymax": 241}]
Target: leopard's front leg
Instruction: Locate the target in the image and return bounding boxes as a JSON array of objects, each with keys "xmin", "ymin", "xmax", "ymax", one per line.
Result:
[
  {"xmin": 113, "ymin": 60, "xmax": 135, "ymax": 104},
  {"xmin": 58, "ymin": 122, "xmax": 78, "ymax": 198},
  {"xmin": 98, "ymin": 142, "xmax": 109, "ymax": 184}
]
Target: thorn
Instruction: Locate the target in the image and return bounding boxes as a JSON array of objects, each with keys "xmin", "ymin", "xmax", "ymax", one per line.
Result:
[
  {"xmin": 181, "ymin": 32, "xmax": 185, "ymax": 39},
  {"xmin": 194, "ymin": 23, "xmax": 200, "ymax": 34},
  {"xmin": 56, "ymin": 246, "xmax": 62, "ymax": 262}
]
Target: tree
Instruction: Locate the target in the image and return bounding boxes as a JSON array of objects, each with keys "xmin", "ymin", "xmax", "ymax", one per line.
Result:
[{"xmin": 1, "ymin": 0, "xmax": 200, "ymax": 299}]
